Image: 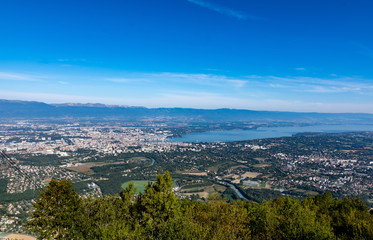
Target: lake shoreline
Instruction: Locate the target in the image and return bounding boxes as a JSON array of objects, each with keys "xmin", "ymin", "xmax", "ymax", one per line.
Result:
[{"xmin": 167, "ymin": 124, "xmax": 373, "ymax": 143}]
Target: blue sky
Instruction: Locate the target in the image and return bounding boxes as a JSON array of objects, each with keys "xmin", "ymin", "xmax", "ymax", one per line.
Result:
[{"xmin": 1, "ymin": 0, "xmax": 373, "ymax": 113}]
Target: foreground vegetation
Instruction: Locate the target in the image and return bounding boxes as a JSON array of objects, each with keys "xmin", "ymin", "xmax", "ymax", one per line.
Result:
[{"xmin": 27, "ymin": 172, "xmax": 373, "ymax": 240}]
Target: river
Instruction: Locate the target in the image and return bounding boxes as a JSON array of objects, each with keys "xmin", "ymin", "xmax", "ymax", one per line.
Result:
[
  {"xmin": 225, "ymin": 182, "xmax": 249, "ymax": 201},
  {"xmin": 150, "ymin": 158, "xmax": 155, "ymax": 166}
]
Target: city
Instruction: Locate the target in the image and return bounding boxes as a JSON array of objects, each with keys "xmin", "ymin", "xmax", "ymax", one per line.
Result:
[{"xmin": 1, "ymin": 120, "xmax": 372, "ymax": 234}]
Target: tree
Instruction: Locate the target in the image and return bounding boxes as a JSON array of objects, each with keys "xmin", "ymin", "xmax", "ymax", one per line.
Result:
[
  {"xmin": 26, "ymin": 179, "xmax": 84, "ymax": 239},
  {"xmin": 81, "ymin": 183, "xmax": 142, "ymax": 239},
  {"xmin": 134, "ymin": 171, "xmax": 183, "ymax": 238},
  {"xmin": 26, "ymin": 174, "xmax": 372, "ymax": 240}
]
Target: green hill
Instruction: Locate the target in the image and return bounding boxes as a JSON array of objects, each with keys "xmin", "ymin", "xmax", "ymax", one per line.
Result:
[{"xmin": 27, "ymin": 172, "xmax": 373, "ymax": 240}]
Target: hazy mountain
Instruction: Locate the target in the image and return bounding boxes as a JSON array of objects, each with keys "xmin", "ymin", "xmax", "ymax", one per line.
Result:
[{"xmin": 1, "ymin": 99, "xmax": 373, "ymax": 124}]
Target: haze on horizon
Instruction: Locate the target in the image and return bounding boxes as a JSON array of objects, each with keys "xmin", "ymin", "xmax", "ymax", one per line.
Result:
[{"xmin": 1, "ymin": 0, "xmax": 373, "ymax": 113}]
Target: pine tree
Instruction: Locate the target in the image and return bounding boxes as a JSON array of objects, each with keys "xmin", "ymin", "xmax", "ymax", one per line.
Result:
[{"xmin": 26, "ymin": 179, "xmax": 84, "ymax": 239}]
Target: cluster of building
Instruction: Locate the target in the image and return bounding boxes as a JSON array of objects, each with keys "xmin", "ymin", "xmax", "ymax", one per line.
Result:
[
  {"xmin": 1, "ymin": 121, "xmax": 373, "ymax": 233},
  {"xmin": 270, "ymin": 152, "xmax": 373, "ymax": 197},
  {"xmin": 0, "ymin": 200, "xmax": 32, "ymax": 233},
  {"xmin": 0, "ymin": 121, "xmax": 192, "ymax": 155},
  {"xmin": 1, "ymin": 165, "xmax": 81, "ymax": 193}
]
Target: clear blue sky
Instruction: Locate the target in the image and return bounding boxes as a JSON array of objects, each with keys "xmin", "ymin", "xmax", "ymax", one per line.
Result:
[{"xmin": 1, "ymin": 0, "xmax": 373, "ymax": 112}]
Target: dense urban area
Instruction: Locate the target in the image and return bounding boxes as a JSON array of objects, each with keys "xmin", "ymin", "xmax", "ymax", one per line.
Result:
[{"xmin": 0, "ymin": 119, "xmax": 373, "ymax": 234}]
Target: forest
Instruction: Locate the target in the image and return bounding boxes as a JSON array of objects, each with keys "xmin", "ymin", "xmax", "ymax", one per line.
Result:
[{"xmin": 27, "ymin": 172, "xmax": 373, "ymax": 240}]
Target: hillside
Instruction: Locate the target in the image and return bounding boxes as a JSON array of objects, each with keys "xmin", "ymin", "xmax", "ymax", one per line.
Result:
[
  {"xmin": 1, "ymin": 99, "xmax": 373, "ymax": 124},
  {"xmin": 27, "ymin": 172, "xmax": 373, "ymax": 240}
]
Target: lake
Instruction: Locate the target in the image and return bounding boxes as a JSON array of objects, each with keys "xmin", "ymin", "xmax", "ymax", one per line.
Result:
[{"xmin": 168, "ymin": 124, "xmax": 373, "ymax": 143}]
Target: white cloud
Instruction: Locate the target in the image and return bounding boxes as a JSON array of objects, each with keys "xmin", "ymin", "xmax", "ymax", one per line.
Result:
[
  {"xmin": 187, "ymin": 0, "xmax": 257, "ymax": 20},
  {"xmin": 0, "ymin": 90, "xmax": 120, "ymax": 104},
  {"xmin": 153, "ymin": 72, "xmax": 248, "ymax": 87},
  {"xmin": 227, "ymin": 79, "xmax": 246, "ymax": 88},
  {"xmin": 105, "ymin": 72, "xmax": 248, "ymax": 89},
  {"xmin": 105, "ymin": 78, "xmax": 132, "ymax": 83},
  {"xmin": 247, "ymin": 75, "xmax": 373, "ymax": 94},
  {"xmin": 125, "ymin": 93, "xmax": 373, "ymax": 113},
  {"xmin": 1, "ymin": 89, "xmax": 373, "ymax": 113},
  {"xmin": 304, "ymin": 86, "xmax": 362, "ymax": 93},
  {"xmin": 57, "ymin": 58, "xmax": 87, "ymax": 62},
  {"xmin": 103, "ymin": 72, "xmax": 373, "ymax": 95},
  {"xmin": 105, "ymin": 77, "xmax": 151, "ymax": 83},
  {"xmin": 2, "ymin": 69, "xmax": 373, "ymax": 113},
  {"xmin": 0, "ymin": 71, "xmax": 44, "ymax": 82},
  {"xmin": 148, "ymin": 72, "xmax": 217, "ymax": 82}
]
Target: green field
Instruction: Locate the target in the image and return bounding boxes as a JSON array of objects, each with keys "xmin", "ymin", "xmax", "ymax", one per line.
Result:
[
  {"xmin": 121, "ymin": 180, "xmax": 153, "ymax": 193},
  {"xmin": 42, "ymin": 181, "xmax": 50, "ymax": 186},
  {"xmin": 122, "ymin": 179, "xmax": 177, "ymax": 193},
  {"xmin": 128, "ymin": 157, "xmax": 148, "ymax": 161}
]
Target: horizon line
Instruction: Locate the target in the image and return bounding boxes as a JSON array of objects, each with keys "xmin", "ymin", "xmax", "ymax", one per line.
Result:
[{"xmin": 1, "ymin": 98, "xmax": 372, "ymax": 115}]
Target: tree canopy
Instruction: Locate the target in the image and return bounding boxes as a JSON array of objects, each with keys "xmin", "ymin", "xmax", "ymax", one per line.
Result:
[{"xmin": 27, "ymin": 172, "xmax": 373, "ymax": 240}]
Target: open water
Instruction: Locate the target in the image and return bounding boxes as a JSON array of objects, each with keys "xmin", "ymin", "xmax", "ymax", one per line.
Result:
[{"xmin": 168, "ymin": 124, "xmax": 373, "ymax": 143}]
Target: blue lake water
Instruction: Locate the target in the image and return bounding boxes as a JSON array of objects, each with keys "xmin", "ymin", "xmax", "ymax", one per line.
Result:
[{"xmin": 168, "ymin": 124, "xmax": 373, "ymax": 143}]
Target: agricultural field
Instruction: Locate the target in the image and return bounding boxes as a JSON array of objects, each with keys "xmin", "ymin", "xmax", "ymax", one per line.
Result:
[
  {"xmin": 121, "ymin": 180, "xmax": 153, "ymax": 193},
  {"xmin": 181, "ymin": 171, "xmax": 208, "ymax": 176},
  {"xmin": 0, "ymin": 233, "xmax": 36, "ymax": 240},
  {"xmin": 121, "ymin": 179, "xmax": 178, "ymax": 194},
  {"xmin": 242, "ymin": 171, "xmax": 262, "ymax": 178},
  {"xmin": 180, "ymin": 181, "xmax": 228, "ymax": 200}
]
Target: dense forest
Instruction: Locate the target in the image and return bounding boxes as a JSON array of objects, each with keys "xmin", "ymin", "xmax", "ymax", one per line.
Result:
[{"xmin": 27, "ymin": 172, "xmax": 373, "ymax": 240}]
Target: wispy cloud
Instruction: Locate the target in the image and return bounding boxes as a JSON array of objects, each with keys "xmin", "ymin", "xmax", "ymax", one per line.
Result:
[
  {"xmin": 104, "ymin": 72, "xmax": 373, "ymax": 94},
  {"xmin": 61, "ymin": 64, "xmax": 73, "ymax": 67},
  {"xmin": 304, "ymin": 85, "xmax": 362, "ymax": 93},
  {"xmin": 150, "ymin": 72, "xmax": 250, "ymax": 89},
  {"xmin": 227, "ymin": 79, "xmax": 246, "ymax": 88},
  {"xmin": 2, "ymin": 69, "xmax": 373, "ymax": 113},
  {"xmin": 246, "ymin": 75, "xmax": 373, "ymax": 94},
  {"xmin": 147, "ymin": 72, "xmax": 226, "ymax": 86},
  {"xmin": 105, "ymin": 77, "xmax": 151, "ymax": 83},
  {"xmin": 0, "ymin": 71, "xmax": 44, "ymax": 82},
  {"xmin": 105, "ymin": 78, "xmax": 132, "ymax": 83},
  {"xmin": 2, "ymin": 89, "xmax": 373, "ymax": 113},
  {"xmin": 105, "ymin": 72, "xmax": 248, "ymax": 89},
  {"xmin": 0, "ymin": 90, "xmax": 121, "ymax": 104},
  {"xmin": 187, "ymin": 0, "xmax": 258, "ymax": 20},
  {"xmin": 57, "ymin": 58, "xmax": 87, "ymax": 62}
]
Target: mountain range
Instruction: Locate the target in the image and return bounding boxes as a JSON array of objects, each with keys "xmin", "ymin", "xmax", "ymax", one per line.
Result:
[{"xmin": 1, "ymin": 99, "xmax": 373, "ymax": 124}]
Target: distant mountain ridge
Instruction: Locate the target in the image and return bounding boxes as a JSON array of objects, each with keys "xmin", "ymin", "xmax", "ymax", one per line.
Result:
[
  {"xmin": 53, "ymin": 103, "xmax": 130, "ymax": 108},
  {"xmin": 1, "ymin": 99, "xmax": 373, "ymax": 124}
]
